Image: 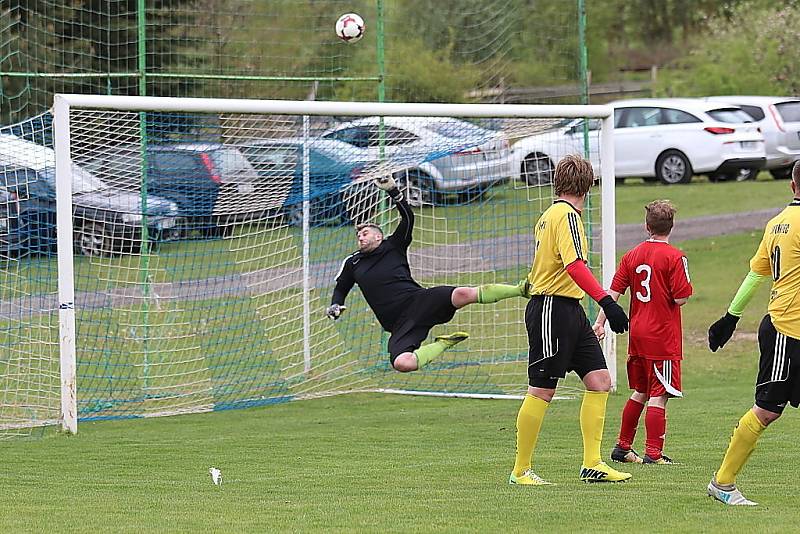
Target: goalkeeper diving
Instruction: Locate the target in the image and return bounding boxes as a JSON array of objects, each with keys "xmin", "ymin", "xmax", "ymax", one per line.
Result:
[{"xmin": 327, "ymin": 175, "xmax": 528, "ymax": 372}]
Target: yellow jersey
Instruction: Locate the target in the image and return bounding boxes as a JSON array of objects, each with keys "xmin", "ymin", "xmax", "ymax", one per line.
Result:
[
  {"xmin": 527, "ymin": 200, "xmax": 588, "ymax": 299},
  {"xmin": 750, "ymin": 199, "xmax": 800, "ymax": 339}
]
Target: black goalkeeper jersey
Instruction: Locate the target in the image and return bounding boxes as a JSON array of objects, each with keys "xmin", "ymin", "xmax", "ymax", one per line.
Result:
[{"xmin": 331, "ymin": 196, "xmax": 423, "ymax": 331}]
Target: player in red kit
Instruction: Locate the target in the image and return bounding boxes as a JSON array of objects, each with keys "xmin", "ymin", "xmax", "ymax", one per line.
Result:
[{"xmin": 593, "ymin": 200, "xmax": 692, "ymax": 464}]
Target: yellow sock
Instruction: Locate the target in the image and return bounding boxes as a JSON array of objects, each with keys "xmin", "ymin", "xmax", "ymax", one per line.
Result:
[
  {"xmin": 512, "ymin": 394, "xmax": 549, "ymax": 477},
  {"xmin": 580, "ymin": 390, "xmax": 609, "ymax": 467},
  {"xmin": 716, "ymin": 409, "xmax": 767, "ymax": 485}
]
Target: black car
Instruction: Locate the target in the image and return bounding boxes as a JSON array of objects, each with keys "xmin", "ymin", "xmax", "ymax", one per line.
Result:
[
  {"xmin": 0, "ymin": 163, "xmax": 182, "ymax": 258},
  {"xmin": 83, "ymin": 144, "xmax": 268, "ymax": 236}
]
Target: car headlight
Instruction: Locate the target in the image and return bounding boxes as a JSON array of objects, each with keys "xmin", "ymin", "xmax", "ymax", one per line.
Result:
[{"xmin": 122, "ymin": 212, "xmax": 143, "ymax": 224}]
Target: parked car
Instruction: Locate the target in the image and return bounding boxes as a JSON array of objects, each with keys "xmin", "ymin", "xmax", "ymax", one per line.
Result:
[
  {"xmin": 511, "ymin": 99, "xmax": 766, "ymax": 186},
  {"xmin": 83, "ymin": 143, "xmax": 267, "ymax": 235},
  {"xmin": 321, "ymin": 116, "xmax": 511, "ymax": 206},
  {"xmin": 0, "ymin": 134, "xmax": 181, "ymax": 257},
  {"xmin": 706, "ymin": 96, "xmax": 800, "ymax": 179},
  {"xmin": 239, "ymin": 138, "xmax": 370, "ymax": 226},
  {"xmin": 510, "ymin": 118, "xmax": 598, "ymax": 186}
]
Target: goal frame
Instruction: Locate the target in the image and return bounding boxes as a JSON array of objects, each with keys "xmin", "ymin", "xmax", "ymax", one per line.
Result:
[{"xmin": 52, "ymin": 94, "xmax": 616, "ymax": 433}]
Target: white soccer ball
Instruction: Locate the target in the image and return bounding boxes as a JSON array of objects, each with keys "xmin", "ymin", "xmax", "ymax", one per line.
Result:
[{"xmin": 335, "ymin": 13, "xmax": 365, "ymax": 43}]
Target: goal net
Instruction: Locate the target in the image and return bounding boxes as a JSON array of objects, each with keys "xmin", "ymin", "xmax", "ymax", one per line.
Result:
[{"xmin": 0, "ymin": 96, "xmax": 615, "ymax": 435}]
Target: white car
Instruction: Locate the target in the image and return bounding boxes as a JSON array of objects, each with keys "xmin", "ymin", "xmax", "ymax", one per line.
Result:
[
  {"xmin": 706, "ymin": 96, "xmax": 800, "ymax": 179},
  {"xmin": 321, "ymin": 116, "xmax": 511, "ymax": 205},
  {"xmin": 511, "ymin": 98, "xmax": 766, "ymax": 185}
]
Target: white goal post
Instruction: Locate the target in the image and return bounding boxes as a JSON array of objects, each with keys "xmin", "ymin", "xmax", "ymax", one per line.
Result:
[{"xmin": 48, "ymin": 95, "xmax": 616, "ymax": 434}]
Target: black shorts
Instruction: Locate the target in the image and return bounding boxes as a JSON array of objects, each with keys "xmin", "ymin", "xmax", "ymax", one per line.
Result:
[
  {"xmin": 526, "ymin": 295, "xmax": 607, "ymax": 388},
  {"xmin": 387, "ymin": 286, "xmax": 458, "ymax": 362},
  {"xmin": 755, "ymin": 314, "xmax": 800, "ymax": 413}
]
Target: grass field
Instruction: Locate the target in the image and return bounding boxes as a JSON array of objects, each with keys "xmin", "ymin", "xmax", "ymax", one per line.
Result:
[
  {"xmin": 1, "ymin": 177, "xmax": 795, "ymax": 532},
  {"xmin": 2, "ymin": 221, "xmax": 797, "ymax": 532}
]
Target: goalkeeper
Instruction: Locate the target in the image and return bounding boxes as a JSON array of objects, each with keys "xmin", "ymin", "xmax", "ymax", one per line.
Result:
[{"xmin": 327, "ymin": 176, "xmax": 527, "ymax": 372}]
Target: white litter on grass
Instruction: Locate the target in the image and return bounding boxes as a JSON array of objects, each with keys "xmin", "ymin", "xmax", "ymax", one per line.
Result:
[{"xmin": 209, "ymin": 467, "xmax": 223, "ymax": 486}]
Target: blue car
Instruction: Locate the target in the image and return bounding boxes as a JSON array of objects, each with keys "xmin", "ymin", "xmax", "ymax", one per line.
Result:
[
  {"xmin": 240, "ymin": 138, "xmax": 369, "ymax": 227},
  {"xmin": 0, "ymin": 135, "xmax": 181, "ymax": 258}
]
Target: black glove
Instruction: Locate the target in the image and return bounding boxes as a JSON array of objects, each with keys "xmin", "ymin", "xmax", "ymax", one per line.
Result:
[
  {"xmin": 599, "ymin": 295, "xmax": 629, "ymax": 334},
  {"xmin": 326, "ymin": 303, "xmax": 346, "ymax": 320},
  {"xmin": 708, "ymin": 312, "xmax": 739, "ymax": 352}
]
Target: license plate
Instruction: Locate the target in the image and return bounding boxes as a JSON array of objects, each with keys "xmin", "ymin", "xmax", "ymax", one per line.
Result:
[
  {"xmin": 740, "ymin": 141, "xmax": 757, "ymax": 150},
  {"xmin": 239, "ymin": 183, "xmax": 255, "ymax": 194}
]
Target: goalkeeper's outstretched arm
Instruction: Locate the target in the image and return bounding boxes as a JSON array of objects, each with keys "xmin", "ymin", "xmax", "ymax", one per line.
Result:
[{"xmin": 376, "ymin": 176, "xmax": 414, "ymax": 250}]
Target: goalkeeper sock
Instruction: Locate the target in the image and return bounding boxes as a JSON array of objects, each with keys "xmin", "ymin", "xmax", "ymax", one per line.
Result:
[
  {"xmin": 716, "ymin": 409, "xmax": 766, "ymax": 485},
  {"xmin": 414, "ymin": 332, "xmax": 468, "ymax": 368},
  {"xmin": 477, "ymin": 282, "xmax": 525, "ymax": 304},
  {"xmin": 580, "ymin": 390, "xmax": 609, "ymax": 467},
  {"xmin": 513, "ymin": 394, "xmax": 549, "ymax": 477}
]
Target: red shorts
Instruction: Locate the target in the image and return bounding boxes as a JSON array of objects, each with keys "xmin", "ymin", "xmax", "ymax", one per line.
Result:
[{"xmin": 627, "ymin": 356, "xmax": 682, "ymax": 398}]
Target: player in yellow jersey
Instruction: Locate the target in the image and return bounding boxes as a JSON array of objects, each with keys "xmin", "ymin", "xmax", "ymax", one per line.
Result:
[
  {"xmin": 509, "ymin": 154, "xmax": 632, "ymax": 486},
  {"xmin": 706, "ymin": 161, "xmax": 800, "ymax": 506}
]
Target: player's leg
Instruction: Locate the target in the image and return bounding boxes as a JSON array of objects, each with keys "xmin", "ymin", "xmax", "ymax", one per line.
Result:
[
  {"xmin": 573, "ymin": 307, "xmax": 631, "ymax": 482},
  {"xmin": 643, "ymin": 359, "xmax": 682, "ymax": 464},
  {"xmin": 510, "ymin": 297, "xmax": 558, "ymax": 486},
  {"xmin": 709, "ymin": 314, "xmax": 792, "ymax": 505},
  {"xmin": 611, "ymin": 356, "xmax": 647, "ymax": 464},
  {"xmin": 451, "ymin": 278, "xmax": 528, "ymax": 308}
]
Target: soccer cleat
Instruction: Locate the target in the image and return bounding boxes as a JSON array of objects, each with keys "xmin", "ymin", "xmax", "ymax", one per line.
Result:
[
  {"xmin": 579, "ymin": 461, "xmax": 632, "ymax": 483},
  {"xmin": 644, "ymin": 454, "xmax": 675, "ymax": 465},
  {"xmin": 610, "ymin": 445, "xmax": 643, "ymax": 464},
  {"xmin": 707, "ymin": 476, "xmax": 757, "ymax": 506},
  {"xmin": 434, "ymin": 331, "xmax": 470, "ymax": 348},
  {"xmin": 509, "ymin": 469, "xmax": 553, "ymax": 486}
]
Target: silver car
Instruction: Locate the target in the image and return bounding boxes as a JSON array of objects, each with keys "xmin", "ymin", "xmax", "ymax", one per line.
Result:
[
  {"xmin": 706, "ymin": 96, "xmax": 800, "ymax": 179},
  {"xmin": 321, "ymin": 117, "xmax": 511, "ymax": 206}
]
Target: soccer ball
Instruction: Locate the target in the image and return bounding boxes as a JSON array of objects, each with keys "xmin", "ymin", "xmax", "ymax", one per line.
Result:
[{"xmin": 335, "ymin": 13, "xmax": 365, "ymax": 43}]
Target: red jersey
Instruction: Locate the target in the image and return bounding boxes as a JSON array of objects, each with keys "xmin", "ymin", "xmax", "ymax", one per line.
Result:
[{"xmin": 610, "ymin": 240, "xmax": 693, "ymax": 360}]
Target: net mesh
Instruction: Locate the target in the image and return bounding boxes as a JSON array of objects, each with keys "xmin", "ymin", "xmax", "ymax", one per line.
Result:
[
  {"xmin": 0, "ymin": 104, "xmax": 606, "ymax": 435},
  {"xmin": 1, "ymin": 0, "xmax": 582, "ymax": 124}
]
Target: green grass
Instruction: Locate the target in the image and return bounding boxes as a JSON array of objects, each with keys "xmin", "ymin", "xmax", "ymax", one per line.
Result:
[{"xmin": 1, "ymin": 228, "xmax": 794, "ymax": 532}]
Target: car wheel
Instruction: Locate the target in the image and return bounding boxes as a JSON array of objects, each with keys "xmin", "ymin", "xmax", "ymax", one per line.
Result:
[
  {"xmin": 74, "ymin": 220, "xmax": 114, "ymax": 257},
  {"xmin": 396, "ymin": 170, "xmax": 434, "ymax": 208},
  {"xmin": 770, "ymin": 166, "xmax": 793, "ymax": 180},
  {"xmin": 520, "ymin": 153, "xmax": 554, "ymax": 186},
  {"xmin": 655, "ymin": 150, "xmax": 693, "ymax": 185}
]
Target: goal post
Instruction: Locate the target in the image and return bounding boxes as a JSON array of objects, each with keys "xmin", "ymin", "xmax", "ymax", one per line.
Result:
[{"xmin": 35, "ymin": 95, "xmax": 615, "ymax": 434}]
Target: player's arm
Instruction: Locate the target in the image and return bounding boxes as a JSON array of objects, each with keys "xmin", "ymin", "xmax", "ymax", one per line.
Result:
[
  {"xmin": 554, "ymin": 213, "xmax": 628, "ymax": 333},
  {"xmin": 671, "ymin": 255, "xmax": 693, "ymax": 307},
  {"xmin": 592, "ymin": 289, "xmax": 621, "ymax": 340},
  {"xmin": 565, "ymin": 260, "xmax": 628, "ymax": 334},
  {"xmin": 328, "ymin": 258, "xmax": 356, "ymax": 320},
  {"xmin": 708, "ymin": 234, "xmax": 770, "ymax": 351},
  {"xmin": 374, "ymin": 176, "xmax": 413, "ymax": 249}
]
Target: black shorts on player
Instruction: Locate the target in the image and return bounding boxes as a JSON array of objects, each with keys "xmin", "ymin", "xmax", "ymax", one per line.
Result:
[
  {"xmin": 754, "ymin": 314, "xmax": 800, "ymax": 414},
  {"xmin": 525, "ymin": 295, "xmax": 607, "ymax": 389},
  {"xmin": 388, "ymin": 286, "xmax": 457, "ymax": 364}
]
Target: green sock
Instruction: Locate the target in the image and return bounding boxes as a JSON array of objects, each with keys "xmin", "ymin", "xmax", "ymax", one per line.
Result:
[
  {"xmin": 477, "ymin": 282, "xmax": 524, "ymax": 304},
  {"xmin": 414, "ymin": 340, "xmax": 449, "ymax": 368}
]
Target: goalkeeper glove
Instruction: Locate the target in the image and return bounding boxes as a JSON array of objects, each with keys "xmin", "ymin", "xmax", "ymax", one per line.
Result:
[
  {"xmin": 598, "ymin": 295, "xmax": 629, "ymax": 334},
  {"xmin": 326, "ymin": 303, "xmax": 346, "ymax": 320},
  {"xmin": 374, "ymin": 175, "xmax": 397, "ymax": 191},
  {"xmin": 708, "ymin": 312, "xmax": 739, "ymax": 352}
]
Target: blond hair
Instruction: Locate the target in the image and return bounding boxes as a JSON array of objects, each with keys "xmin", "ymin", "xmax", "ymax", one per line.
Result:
[
  {"xmin": 645, "ymin": 200, "xmax": 676, "ymax": 236},
  {"xmin": 553, "ymin": 154, "xmax": 594, "ymax": 197}
]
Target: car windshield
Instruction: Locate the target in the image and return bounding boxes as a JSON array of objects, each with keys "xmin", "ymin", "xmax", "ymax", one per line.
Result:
[
  {"xmin": 211, "ymin": 148, "xmax": 255, "ymax": 175},
  {"xmin": 40, "ymin": 164, "xmax": 108, "ymax": 194},
  {"xmin": 775, "ymin": 101, "xmax": 800, "ymax": 122},
  {"xmin": 706, "ymin": 108, "xmax": 754, "ymax": 123},
  {"xmin": 423, "ymin": 120, "xmax": 489, "ymax": 139}
]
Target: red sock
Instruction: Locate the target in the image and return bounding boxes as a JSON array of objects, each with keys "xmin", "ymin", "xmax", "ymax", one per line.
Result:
[
  {"xmin": 645, "ymin": 406, "xmax": 667, "ymax": 459},
  {"xmin": 617, "ymin": 398, "xmax": 645, "ymax": 450}
]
